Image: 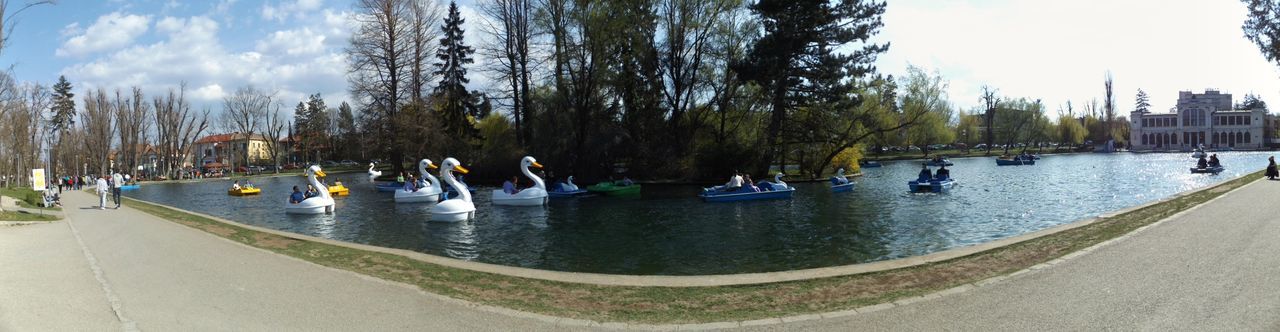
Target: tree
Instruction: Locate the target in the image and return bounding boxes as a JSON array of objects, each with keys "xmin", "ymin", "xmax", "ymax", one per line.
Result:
[
  {"xmin": 294, "ymin": 94, "xmax": 331, "ymax": 163},
  {"xmin": 980, "ymin": 85, "xmax": 1000, "ymax": 154},
  {"xmin": 262, "ymin": 102, "xmax": 286, "ymax": 173},
  {"xmin": 1243, "ymin": 0, "xmax": 1280, "ymax": 69},
  {"xmin": 657, "ymin": 0, "xmax": 732, "ymax": 155},
  {"xmin": 902, "ymin": 68, "xmax": 954, "ymax": 158},
  {"xmin": 433, "ymin": 0, "xmax": 477, "ymax": 139},
  {"xmin": 153, "ymin": 84, "xmax": 210, "ymax": 180},
  {"xmin": 81, "ymin": 89, "xmax": 115, "ymax": 175},
  {"xmin": 221, "ymin": 86, "xmax": 273, "ymax": 170},
  {"xmin": 1134, "ymin": 89, "xmax": 1151, "ymax": 113},
  {"xmin": 954, "ymin": 109, "xmax": 983, "ymax": 150},
  {"xmin": 115, "ymin": 87, "xmax": 151, "ymax": 176},
  {"xmin": 734, "ymin": 0, "xmax": 889, "ymax": 174},
  {"xmin": 1103, "ymin": 72, "xmax": 1116, "ymax": 142},
  {"xmin": 408, "ymin": 0, "xmax": 443, "ymax": 103},
  {"xmin": 349, "ymin": 0, "xmax": 413, "ymax": 175},
  {"xmin": 1057, "ymin": 113, "xmax": 1087, "ymax": 150},
  {"xmin": 478, "ymin": 0, "xmax": 534, "ymax": 145},
  {"xmin": 0, "ymin": 0, "xmax": 53, "ymax": 55},
  {"xmin": 48, "ymin": 75, "xmax": 74, "ymax": 177},
  {"xmin": 1237, "ymin": 93, "xmax": 1268, "ymax": 110},
  {"xmin": 336, "ymin": 101, "xmax": 357, "ymax": 160}
]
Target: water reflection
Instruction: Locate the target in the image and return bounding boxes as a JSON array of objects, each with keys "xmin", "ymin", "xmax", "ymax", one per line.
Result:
[{"xmin": 125, "ymin": 152, "xmax": 1269, "ymax": 275}]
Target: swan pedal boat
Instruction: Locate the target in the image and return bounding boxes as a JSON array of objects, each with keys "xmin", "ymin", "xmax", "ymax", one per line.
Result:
[
  {"xmin": 430, "ymin": 158, "xmax": 475, "ymax": 222},
  {"xmin": 491, "ymin": 156, "xmax": 549, "ymax": 206},
  {"xmin": 995, "ymin": 158, "xmax": 1035, "ymax": 166},
  {"xmin": 831, "ymin": 168, "xmax": 855, "ymax": 193},
  {"xmin": 119, "ymin": 184, "xmax": 140, "ymax": 191},
  {"xmin": 586, "ymin": 182, "xmax": 641, "ymax": 196},
  {"xmin": 1191, "ymin": 150, "xmax": 1207, "ymax": 159},
  {"xmin": 285, "ymin": 165, "xmax": 335, "ymax": 214},
  {"xmin": 1190, "ymin": 165, "xmax": 1224, "ymax": 174},
  {"xmin": 909, "ymin": 178, "xmax": 957, "ymax": 193},
  {"xmin": 228, "ymin": 187, "xmax": 261, "ymax": 196},
  {"xmin": 924, "ymin": 159, "xmax": 953, "ymax": 167},
  {"xmin": 700, "ymin": 185, "xmax": 795, "ymax": 202},
  {"xmin": 395, "ymin": 159, "xmax": 443, "ymax": 203},
  {"xmin": 549, "ymin": 176, "xmax": 588, "ymax": 198}
]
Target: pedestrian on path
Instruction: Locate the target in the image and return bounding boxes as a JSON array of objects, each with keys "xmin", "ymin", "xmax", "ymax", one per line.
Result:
[
  {"xmin": 1269, "ymin": 156, "xmax": 1278, "ymax": 180},
  {"xmin": 111, "ymin": 171, "xmax": 124, "ymax": 209},
  {"xmin": 95, "ymin": 176, "xmax": 109, "ymax": 210}
]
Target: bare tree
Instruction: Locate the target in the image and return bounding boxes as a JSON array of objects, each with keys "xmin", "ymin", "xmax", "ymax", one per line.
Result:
[
  {"xmin": 478, "ymin": 0, "xmax": 534, "ymax": 145},
  {"xmin": 408, "ymin": 0, "xmax": 443, "ymax": 103},
  {"xmin": 153, "ymin": 84, "xmax": 209, "ymax": 180},
  {"xmin": 658, "ymin": 0, "xmax": 730, "ymax": 153},
  {"xmin": 115, "ymin": 87, "xmax": 150, "ymax": 177},
  {"xmin": 349, "ymin": 0, "xmax": 413, "ymax": 174},
  {"xmin": 221, "ymin": 85, "xmax": 272, "ymax": 171},
  {"xmin": 0, "ymin": 0, "xmax": 53, "ymax": 55},
  {"xmin": 81, "ymin": 88, "xmax": 115, "ymax": 175},
  {"xmin": 261, "ymin": 102, "xmax": 286, "ymax": 173}
]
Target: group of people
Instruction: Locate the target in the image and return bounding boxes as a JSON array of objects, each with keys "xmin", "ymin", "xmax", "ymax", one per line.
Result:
[
  {"xmin": 1196, "ymin": 154, "xmax": 1222, "ymax": 169},
  {"xmin": 289, "ymin": 185, "xmax": 322, "ymax": 204},
  {"xmin": 719, "ymin": 171, "xmax": 763, "ymax": 192},
  {"xmin": 917, "ymin": 163, "xmax": 951, "ymax": 182},
  {"xmin": 93, "ymin": 171, "xmax": 131, "ymax": 210},
  {"xmin": 230, "ymin": 180, "xmax": 256, "ymax": 191}
]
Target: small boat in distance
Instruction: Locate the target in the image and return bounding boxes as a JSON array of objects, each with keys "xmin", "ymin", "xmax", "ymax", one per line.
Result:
[
  {"xmin": 831, "ymin": 168, "xmax": 855, "ymax": 193},
  {"xmin": 587, "ymin": 181, "xmax": 641, "ymax": 196},
  {"xmin": 228, "ymin": 187, "xmax": 261, "ymax": 196},
  {"xmin": 701, "ymin": 174, "xmax": 795, "ymax": 202},
  {"xmin": 909, "ymin": 178, "xmax": 956, "ymax": 193},
  {"xmin": 549, "ymin": 176, "xmax": 589, "ymax": 198},
  {"xmin": 860, "ymin": 160, "xmax": 882, "ymax": 168},
  {"xmin": 1190, "ymin": 165, "xmax": 1224, "ymax": 174},
  {"xmin": 924, "ymin": 157, "xmax": 953, "ymax": 167}
]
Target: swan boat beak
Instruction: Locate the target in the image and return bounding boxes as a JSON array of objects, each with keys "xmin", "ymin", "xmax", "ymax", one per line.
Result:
[
  {"xmin": 315, "ymin": 170, "xmax": 327, "ymax": 177},
  {"xmin": 428, "ymin": 162, "xmax": 439, "ymax": 169},
  {"xmin": 531, "ymin": 161, "xmax": 544, "ymax": 168},
  {"xmin": 453, "ymin": 165, "xmax": 470, "ymax": 174}
]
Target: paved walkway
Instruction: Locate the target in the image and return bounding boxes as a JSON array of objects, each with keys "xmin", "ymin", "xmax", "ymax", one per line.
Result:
[
  {"xmin": 0, "ymin": 190, "xmax": 580, "ymax": 331},
  {"xmin": 745, "ymin": 178, "xmax": 1280, "ymax": 331},
  {"xmin": 3, "ymin": 179, "xmax": 1279, "ymax": 331}
]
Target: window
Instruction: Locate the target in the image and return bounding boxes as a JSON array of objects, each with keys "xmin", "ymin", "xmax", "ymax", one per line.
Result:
[
  {"xmin": 1246, "ymin": 132, "xmax": 1252, "ymax": 143},
  {"xmin": 1246, "ymin": 117, "xmax": 1252, "ymax": 125}
]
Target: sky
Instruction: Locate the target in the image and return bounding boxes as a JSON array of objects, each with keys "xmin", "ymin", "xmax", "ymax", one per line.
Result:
[{"xmin": 1, "ymin": 0, "xmax": 1279, "ymax": 119}]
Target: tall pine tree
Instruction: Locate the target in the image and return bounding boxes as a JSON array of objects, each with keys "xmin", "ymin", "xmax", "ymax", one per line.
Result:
[
  {"xmin": 49, "ymin": 75, "xmax": 76, "ymax": 176},
  {"xmin": 733, "ymin": 0, "xmax": 889, "ymax": 174},
  {"xmin": 433, "ymin": 1, "xmax": 477, "ymax": 138}
]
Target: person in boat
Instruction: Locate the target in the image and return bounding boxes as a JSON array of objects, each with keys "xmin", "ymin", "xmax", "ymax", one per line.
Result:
[
  {"xmin": 305, "ymin": 185, "xmax": 318, "ymax": 198},
  {"xmin": 1208, "ymin": 154, "xmax": 1221, "ymax": 167},
  {"xmin": 1269, "ymin": 156, "xmax": 1279, "ymax": 180},
  {"xmin": 245, "ymin": 180, "xmax": 254, "ymax": 188},
  {"xmin": 395, "ymin": 172, "xmax": 406, "ymax": 184},
  {"xmin": 724, "ymin": 171, "xmax": 744, "ymax": 192},
  {"xmin": 620, "ymin": 177, "xmax": 634, "ymax": 186},
  {"xmin": 289, "ymin": 186, "xmax": 306, "ymax": 204},
  {"xmin": 232, "ymin": 180, "xmax": 241, "ymax": 191},
  {"xmin": 334, "ymin": 180, "xmax": 343, "ymax": 188},
  {"xmin": 404, "ymin": 175, "xmax": 419, "ymax": 192},
  {"xmin": 742, "ymin": 174, "xmax": 759, "ymax": 192},
  {"xmin": 932, "ymin": 155, "xmax": 944, "ymax": 164},
  {"xmin": 935, "ymin": 165, "xmax": 950, "ymax": 181},
  {"xmin": 1197, "ymin": 155, "xmax": 1209, "ymax": 169},
  {"xmin": 503, "ymin": 176, "xmax": 521, "ymax": 194},
  {"xmin": 917, "ymin": 163, "xmax": 933, "ymax": 182}
]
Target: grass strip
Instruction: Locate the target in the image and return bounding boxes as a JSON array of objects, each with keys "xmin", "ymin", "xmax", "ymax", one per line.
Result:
[
  {"xmin": 122, "ymin": 171, "xmax": 1262, "ymax": 324},
  {"xmin": 0, "ymin": 210, "xmax": 60, "ymax": 222}
]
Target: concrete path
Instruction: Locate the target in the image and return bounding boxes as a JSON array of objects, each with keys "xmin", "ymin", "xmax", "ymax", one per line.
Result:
[
  {"xmin": 4, "ymin": 179, "xmax": 1279, "ymax": 331},
  {"xmin": 0, "ymin": 190, "xmax": 580, "ymax": 332},
  {"xmin": 746, "ymin": 178, "xmax": 1280, "ymax": 331}
]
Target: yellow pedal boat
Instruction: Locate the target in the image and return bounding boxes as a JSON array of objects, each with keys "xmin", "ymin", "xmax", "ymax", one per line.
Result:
[
  {"xmin": 229, "ymin": 187, "xmax": 262, "ymax": 196},
  {"xmin": 328, "ymin": 183, "xmax": 350, "ymax": 196}
]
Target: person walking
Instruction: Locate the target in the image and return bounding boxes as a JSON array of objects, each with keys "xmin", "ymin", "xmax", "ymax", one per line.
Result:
[
  {"xmin": 1268, "ymin": 156, "xmax": 1278, "ymax": 180},
  {"xmin": 111, "ymin": 171, "xmax": 124, "ymax": 209},
  {"xmin": 95, "ymin": 175, "xmax": 109, "ymax": 210}
]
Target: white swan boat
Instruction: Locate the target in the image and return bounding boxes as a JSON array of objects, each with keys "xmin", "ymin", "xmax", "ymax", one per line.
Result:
[
  {"xmin": 395, "ymin": 159, "xmax": 443, "ymax": 203},
  {"xmin": 285, "ymin": 165, "xmax": 335, "ymax": 214},
  {"xmin": 831, "ymin": 168, "xmax": 855, "ymax": 192},
  {"xmin": 549, "ymin": 175, "xmax": 588, "ymax": 197},
  {"xmin": 430, "ymin": 158, "xmax": 476, "ymax": 222},
  {"xmin": 491, "ymin": 156, "xmax": 549, "ymax": 206},
  {"xmin": 368, "ymin": 162, "xmax": 382, "ymax": 182}
]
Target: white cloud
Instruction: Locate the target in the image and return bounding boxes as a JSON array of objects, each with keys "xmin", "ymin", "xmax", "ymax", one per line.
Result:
[
  {"xmin": 262, "ymin": 0, "xmax": 325, "ymax": 22},
  {"xmin": 61, "ymin": 14, "xmax": 351, "ymax": 110},
  {"xmin": 56, "ymin": 12, "xmax": 151, "ymax": 57},
  {"xmin": 877, "ymin": 0, "xmax": 1280, "ymax": 114}
]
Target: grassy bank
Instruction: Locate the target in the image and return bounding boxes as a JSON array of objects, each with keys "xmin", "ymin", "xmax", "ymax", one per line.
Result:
[
  {"xmin": 123, "ymin": 171, "xmax": 1261, "ymax": 324},
  {"xmin": 0, "ymin": 187, "xmax": 61, "ymax": 211},
  {"xmin": 0, "ymin": 210, "xmax": 60, "ymax": 222},
  {"xmin": 865, "ymin": 147, "xmax": 1083, "ymax": 162}
]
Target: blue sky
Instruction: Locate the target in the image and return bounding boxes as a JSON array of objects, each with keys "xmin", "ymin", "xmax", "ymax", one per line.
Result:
[{"xmin": 3, "ymin": 0, "xmax": 1280, "ymax": 118}]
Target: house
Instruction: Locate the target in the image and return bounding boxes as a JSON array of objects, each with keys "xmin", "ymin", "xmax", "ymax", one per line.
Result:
[{"xmin": 193, "ymin": 132, "xmax": 273, "ymax": 169}]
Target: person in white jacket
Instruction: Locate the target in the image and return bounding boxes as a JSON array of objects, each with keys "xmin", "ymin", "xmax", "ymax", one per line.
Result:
[
  {"xmin": 111, "ymin": 172, "xmax": 124, "ymax": 209},
  {"xmin": 95, "ymin": 176, "xmax": 109, "ymax": 210}
]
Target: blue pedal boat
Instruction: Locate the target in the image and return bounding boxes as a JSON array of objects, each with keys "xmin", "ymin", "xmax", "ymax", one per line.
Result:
[
  {"xmin": 700, "ymin": 186, "xmax": 795, "ymax": 202},
  {"xmin": 908, "ymin": 178, "xmax": 956, "ymax": 193},
  {"xmin": 1190, "ymin": 165, "xmax": 1224, "ymax": 174}
]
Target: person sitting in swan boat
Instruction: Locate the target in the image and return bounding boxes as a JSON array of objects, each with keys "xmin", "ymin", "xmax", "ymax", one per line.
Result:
[
  {"xmin": 1197, "ymin": 156, "xmax": 1209, "ymax": 169},
  {"xmin": 1208, "ymin": 154, "xmax": 1221, "ymax": 167},
  {"xmin": 917, "ymin": 163, "xmax": 933, "ymax": 182},
  {"xmin": 403, "ymin": 175, "xmax": 419, "ymax": 192},
  {"xmin": 289, "ymin": 186, "xmax": 306, "ymax": 204},
  {"xmin": 503, "ymin": 176, "xmax": 521, "ymax": 194},
  {"xmin": 305, "ymin": 185, "xmax": 318, "ymax": 198},
  {"xmin": 396, "ymin": 172, "xmax": 406, "ymax": 183},
  {"xmin": 723, "ymin": 171, "xmax": 744, "ymax": 192},
  {"xmin": 935, "ymin": 165, "xmax": 950, "ymax": 181},
  {"xmin": 742, "ymin": 174, "xmax": 759, "ymax": 192}
]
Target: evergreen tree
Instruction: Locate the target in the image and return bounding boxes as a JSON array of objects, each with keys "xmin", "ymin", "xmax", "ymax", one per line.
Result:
[
  {"xmin": 337, "ymin": 101, "xmax": 357, "ymax": 159},
  {"xmin": 1237, "ymin": 93, "xmax": 1268, "ymax": 110},
  {"xmin": 433, "ymin": 1, "xmax": 477, "ymax": 138},
  {"xmin": 1134, "ymin": 89, "xmax": 1151, "ymax": 113},
  {"xmin": 303, "ymin": 94, "xmax": 330, "ymax": 161},
  {"xmin": 733, "ymin": 0, "xmax": 889, "ymax": 173},
  {"xmin": 49, "ymin": 75, "xmax": 76, "ymax": 176},
  {"xmin": 293, "ymin": 101, "xmax": 309, "ymax": 162}
]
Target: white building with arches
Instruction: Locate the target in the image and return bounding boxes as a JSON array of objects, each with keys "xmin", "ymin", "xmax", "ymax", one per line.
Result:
[{"xmin": 1129, "ymin": 89, "xmax": 1265, "ymax": 150}]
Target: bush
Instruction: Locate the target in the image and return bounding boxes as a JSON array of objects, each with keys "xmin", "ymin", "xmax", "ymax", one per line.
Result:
[{"xmin": 831, "ymin": 145, "xmax": 864, "ymax": 175}]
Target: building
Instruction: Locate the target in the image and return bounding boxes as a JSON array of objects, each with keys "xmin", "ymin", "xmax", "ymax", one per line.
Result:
[
  {"xmin": 1129, "ymin": 90, "xmax": 1265, "ymax": 150},
  {"xmin": 193, "ymin": 132, "xmax": 273, "ymax": 169}
]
